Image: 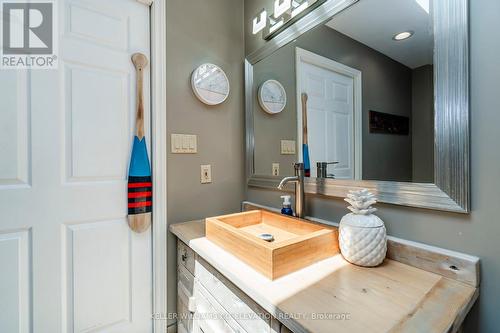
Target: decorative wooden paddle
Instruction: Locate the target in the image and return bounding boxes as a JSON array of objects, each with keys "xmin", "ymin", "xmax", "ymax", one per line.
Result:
[
  {"xmin": 301, "ymin": 93, "xmax": 311, "ymax": 177},
  {"xmin": 128, "ymin": 53, "xmax": 151, "ymax": 233}
]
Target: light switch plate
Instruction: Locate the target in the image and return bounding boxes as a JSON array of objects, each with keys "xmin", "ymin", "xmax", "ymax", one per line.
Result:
[
  {"xmin": 281, "ymin": 140, "xmax": 296, "ymax": 155},
  {"xmin": 272, "ymin": 163, "xmax": 280, "ymax": 176},
  {"xmin": 171, "ymin": 134, "xmax": 197, "ymax": 153},
  {"xmin": 200, "ymin": 165, "xmax": 212, "ymax": 184}
]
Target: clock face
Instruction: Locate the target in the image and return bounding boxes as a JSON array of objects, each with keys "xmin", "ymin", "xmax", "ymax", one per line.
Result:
[
  {"xmin": 191, "ymin": 63, "xmax": 230, "ymax": 105},
  {"xmin": 258, "ymin": 80, "xmax": 286, "ymax": 114}
]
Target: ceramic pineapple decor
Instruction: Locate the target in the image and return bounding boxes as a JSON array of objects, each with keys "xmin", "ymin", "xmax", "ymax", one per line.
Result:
[{"xmin": 339, "ymin": 189, "xmax": 387, "ymax": 267}]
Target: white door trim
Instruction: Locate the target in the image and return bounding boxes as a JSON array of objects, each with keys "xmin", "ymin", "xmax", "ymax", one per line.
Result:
[
  {"xmin": 295, "ymin": 47, "xmax": 362, "ymax": 180},
  {"xmin": 151, "ymin": 0, "xmax": 168, "ymax": 332}
]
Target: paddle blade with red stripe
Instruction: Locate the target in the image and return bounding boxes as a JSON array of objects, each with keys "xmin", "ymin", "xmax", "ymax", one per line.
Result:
[{"xmin": 127, "ymin": 136, "xmax": 152, "ymax": 233}]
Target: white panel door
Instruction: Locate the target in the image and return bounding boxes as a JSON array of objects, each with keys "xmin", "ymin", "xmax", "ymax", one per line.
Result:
[
  {"xmin": 300, "ymin": 61, "xmax": 355, "ymax": 179},
  {"xmin": 0, "ymin": 1, "xmax": 152, "ymax": 332}
]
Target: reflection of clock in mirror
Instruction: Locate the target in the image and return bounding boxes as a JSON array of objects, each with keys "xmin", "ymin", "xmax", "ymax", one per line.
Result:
[
  {"xmin": 191, "ymin": 63, "xmax": 230, "ymax": 105},
  {"xmin": 258, "ymin": 80, "xmax": 287, "ymax": 114}
]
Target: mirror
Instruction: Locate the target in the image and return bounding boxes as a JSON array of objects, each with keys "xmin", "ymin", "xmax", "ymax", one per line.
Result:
[
  {"xmin": 246, "ymin": 0, "xmax": 470, "ymax": 212},
  {"xmin": 254, "ymin": 0, "xmax": 434, "ymax": 182}
]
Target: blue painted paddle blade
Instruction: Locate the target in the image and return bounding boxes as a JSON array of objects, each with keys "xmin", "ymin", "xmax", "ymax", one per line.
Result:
[
  {"xmin": 129, "ymin": 136, "xmax": 151, "ymax": 177},
  {"xmin": 303, "ymin": 143, "xmax": 310, "ymax": 177},
  {"xmin": 128, "ymin": 136, "xmax": 152, "ymax": 215}
]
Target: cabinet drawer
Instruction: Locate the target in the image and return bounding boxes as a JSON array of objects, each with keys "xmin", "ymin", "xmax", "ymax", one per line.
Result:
[
  {"xmin": 178, "ymin": 240, "xmax": 195, "ymax": 275},
  {"xmin": 178, "ymin": 280, "xmax": 196, "ymax": 313},
  {"xmin": 178, "ymin": 264, "xmax": 195, "ymax": 296},
  {"xmin": 198, "ymin": 318, "xmax": 232, "ymax": 333},
  {"xmin": 195, "ymin": 281, "xmax": 243, "ymax": 333},
  {"xmin": 178, "ymin": 264, "xmax": 196, "ymax": 331},
  {"xmin": 195, "ymin": 257, "xmax": 271, "ymax": 333},
  {"xmin": 178, "ymin": 294, "xmax": 195, "ymax": 333}
]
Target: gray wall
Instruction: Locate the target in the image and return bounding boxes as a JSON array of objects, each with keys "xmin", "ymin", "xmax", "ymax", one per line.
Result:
[
  {"xmin": 412, "ymin": 65, "xmax": 434, "ymax": 182},
  {"xmin": 246, "ymin": 0, "xmax": 500, "ymax": 331},
  {"xmin": 253, "ymin": 25, "xmax": 413, "ymax": 181},
  {"xmin": 254, "ymin": 44, "xmax": 297, "ymax": 176},
  {"xmin": 166, "ymin": 0, "xmax": 245, "ymax": 325}
]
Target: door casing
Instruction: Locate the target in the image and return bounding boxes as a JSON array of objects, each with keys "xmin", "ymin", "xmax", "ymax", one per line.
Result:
[{"xmin": 149, "ymin": 0, "xmax": 168, "ymax": 332}]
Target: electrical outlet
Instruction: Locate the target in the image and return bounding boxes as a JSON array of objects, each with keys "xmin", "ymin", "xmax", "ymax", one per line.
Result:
[
  {"xmin": 272, "ymin": 163, "xmax": 280, "ymax": 176},
  {"xmin": 200, "ymin": 165, "xmax": 212, "ymax": 184}
]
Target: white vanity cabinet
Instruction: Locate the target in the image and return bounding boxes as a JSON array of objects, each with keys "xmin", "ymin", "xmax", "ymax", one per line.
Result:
[
  {"xmin": 172, "ymin": 218, "xmax": 479, "ymax": 333},
  {"xmin": 177, "ymin": 240, "xmax": 284, "ymax": 333}
]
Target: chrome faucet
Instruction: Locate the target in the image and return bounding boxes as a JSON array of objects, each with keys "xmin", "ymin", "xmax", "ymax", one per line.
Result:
[
  {"xmin": 278, "ymin": 163, "xmax": 305, "ymax": 218},
  {"xmin": 316, "ymin": 161, "xmax": 339, "ymax": 179}
]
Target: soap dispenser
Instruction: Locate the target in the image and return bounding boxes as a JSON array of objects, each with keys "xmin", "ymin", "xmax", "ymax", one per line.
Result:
[{"xmin": 280, "ymin": 195, "xmax": 294, "ymax": 216}]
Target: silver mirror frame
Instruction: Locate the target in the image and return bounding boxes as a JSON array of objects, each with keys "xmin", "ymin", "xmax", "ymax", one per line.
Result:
[{"xmin": 245, "ymin": 0, "xmax": 470, "ymax": 213}]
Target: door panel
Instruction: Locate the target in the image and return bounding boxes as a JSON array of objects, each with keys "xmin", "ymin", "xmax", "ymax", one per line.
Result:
[
  {"xmin": 65, "ymin": 64, "xmax": 129, "ymax": 181},
  {"xmin": 0, "ymin": 1, "xmax": 152, "ymax": 332},
  {"xmin": 68, "ymin": 219, "xmax": 130, "ymax": 332},
  {"xmin": 301, "ymin": 61, "xmax": 355, "ymax": 179},
  {"xmin": 0, "ymin": 71, "xmax": 30, "ymax": 186},
  {"xmin": 0, "ymin": 230, "xmax": 31, "ymax": 333},
  {"xmin": 67, "ymin": 4, "xmax": 129, "ymax": 51}
]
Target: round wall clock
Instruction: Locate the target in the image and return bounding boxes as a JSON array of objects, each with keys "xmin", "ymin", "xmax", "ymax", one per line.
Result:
[
  {"xmin": 258, "ymin": 79, "xmax": 287, "ymax": 114},
  {"xmin": 191, "ymin": 63, "xmax": 230, "ymax": 105}
]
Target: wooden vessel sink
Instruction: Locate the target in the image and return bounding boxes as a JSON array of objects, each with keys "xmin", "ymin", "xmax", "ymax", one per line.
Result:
[{"xmin": 205, "ymin": 210, "xmax": 338, "ymax": 280}]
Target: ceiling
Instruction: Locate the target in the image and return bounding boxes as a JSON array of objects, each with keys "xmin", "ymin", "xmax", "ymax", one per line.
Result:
[{"xmin": 326, "ymin": 0, "xmax": 433, "ymax": 69}]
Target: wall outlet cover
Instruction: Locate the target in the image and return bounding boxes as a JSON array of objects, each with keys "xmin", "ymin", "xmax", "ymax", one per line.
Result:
[
  {"xmin": 201, "ymin": 165, "xmax": 212, "ymax": 184},
  {"xmin": 272, "ymin": 163, "xmax": 280, "ymax": 176}
]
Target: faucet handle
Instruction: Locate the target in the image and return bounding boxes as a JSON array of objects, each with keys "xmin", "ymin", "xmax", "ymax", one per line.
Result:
[
  {"xmin": 316, "ymin": 161, "xmax": 339, "ymax": 167},
  {"xmin": 294, "ymin": 162, "xmax": 304, "ymax": 170}
]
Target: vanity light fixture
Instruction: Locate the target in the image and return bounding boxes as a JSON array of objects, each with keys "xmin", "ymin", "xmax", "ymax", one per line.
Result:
[
  {"xmin": 274, "ymin": 0, "xmax": 292, "ymax": 18},
  {"xmin": 252, "ymin": 0, "xmax": 325, "ymax": 40},
  {"xmin": 253, "ymin": 9, "xmax": 267, "ymax": 34},
  {"xmin": 269, "ymin": 18, "xmax": 285, "ymax": 34},
  {"xmin": 393, "ymin": 31, "xmax": 414, "ymax": 41},
  {"xmin": 291, "ymin": 0, "xmax": 309, "ymax": 17}
]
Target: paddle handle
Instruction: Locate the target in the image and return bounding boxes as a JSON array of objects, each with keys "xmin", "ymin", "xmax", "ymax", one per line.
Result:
[
  {"xmin": 301, "ymin": 93, "xmax": 308, "ymax": 145},
  {"xmin": 132, "ymin": 53, "xmax": 149, "ymax": 139}
]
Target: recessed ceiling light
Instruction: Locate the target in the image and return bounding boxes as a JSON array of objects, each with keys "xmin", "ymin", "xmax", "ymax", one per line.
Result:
[{"xmin": 393, "ymin": 31, "xmax": 414, "ymax": 41}]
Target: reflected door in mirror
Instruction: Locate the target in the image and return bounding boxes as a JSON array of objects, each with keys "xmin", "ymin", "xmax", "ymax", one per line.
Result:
[{"xmin": 299, "ymin": 58, "xmax": 356, "ymax": 179}]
